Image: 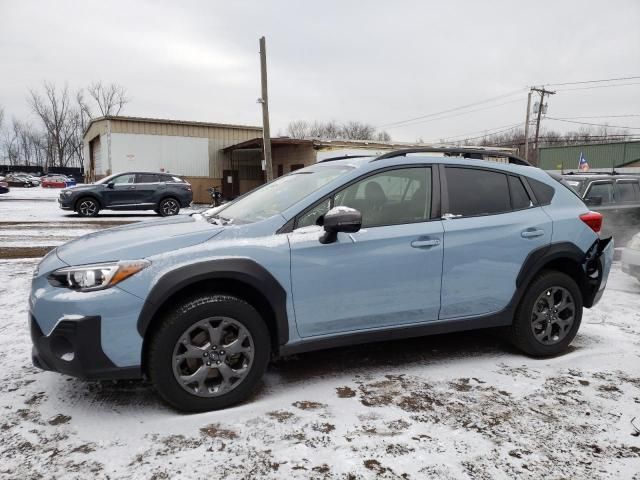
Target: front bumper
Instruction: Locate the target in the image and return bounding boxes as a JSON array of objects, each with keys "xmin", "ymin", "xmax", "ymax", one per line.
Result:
[
  {"xmin": 58, "ymin": 196, "xmax": 74, "ymax": 210},
  {"xmin": 30, "ymin": 252, "xmax": 146, "ymax": 379},
  {"xmin": 30, "ymin": 314, "xmax": 140, "ymax": 380}
]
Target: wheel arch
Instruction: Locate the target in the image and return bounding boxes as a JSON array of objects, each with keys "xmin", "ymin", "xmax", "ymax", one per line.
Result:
[
  {"xmin": 74, "ymin": 194, "xmax": 103, "ymax": 210},
  {"xmin": 138, "ymin": 259, "xmax": 289, "ymax": 370},
  {"xmin": 515, "ymin": 242, "xmax": 594, "ymax": 309}
]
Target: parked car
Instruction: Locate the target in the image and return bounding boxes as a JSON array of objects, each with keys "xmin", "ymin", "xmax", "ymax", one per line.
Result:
[
  {"xmin": 42, "ymin": 176, "xmax": 70, "ymax": 188},
  {"xmin": 0, "ymin": 177, "xmax": 9, "ymax": 194},
  {"xmin": 30, "ymin": 148, "xmax": 613, "ymax": 412},
  {"xmin": 5, "ymin": 174, "xmax": 38, "ymax": 187},
  {"xmin": 57, "ymin": 171, "xmax": 192, "ymax": 216},
  {"xmin": 621, "ymin": 232, "xmax": 640, "ymax": 282},
  {"xmin": 560, "ymin": 172, "xmax": 640, "ymax": 247}
]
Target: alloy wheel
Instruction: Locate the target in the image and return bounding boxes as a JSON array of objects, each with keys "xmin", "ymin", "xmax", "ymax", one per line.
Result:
[
  {"xmin": 161, "ymin": 199, "xmax": 179, "ymax": 215},
  {"xmin": 78, "ymin": 199, "xmax": 97, "ymax": 216},
  {"xmin": 172, "ymin": 317, "xmax": 254, "ymax": 397},
  {"xmin": 531, "ymin": 286, "xmax": 575, "ymax": 345}
]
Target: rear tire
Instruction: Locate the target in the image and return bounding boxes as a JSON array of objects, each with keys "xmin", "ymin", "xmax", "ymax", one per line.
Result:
[
  {"xmin": 76, "ymin": 197, "xmax": 100, "ymax": 217},
  {"xmin": 158, "ymin": 197, "xmax": 180, "ymax": 216},
  {"xmin": 510, "ymin": 271, "xmax": 583, "ymax": 357},
  {"xmin": 147, "ymin": 294, "xmax": 270, "ymax": 412}
]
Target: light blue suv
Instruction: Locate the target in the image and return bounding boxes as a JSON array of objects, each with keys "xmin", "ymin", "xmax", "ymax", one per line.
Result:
[{"xmin": 29, "ymin": 148, "xmax": 613, "ymax": 412}]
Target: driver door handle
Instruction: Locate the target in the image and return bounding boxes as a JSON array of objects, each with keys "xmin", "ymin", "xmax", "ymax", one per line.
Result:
[
  {"xmin": 521, "ymin": 228, "xmax": 544, "ymax": 238},
  {"xmin": 411, "ymin": 238, "xmax": 441, "ymax": 248}
]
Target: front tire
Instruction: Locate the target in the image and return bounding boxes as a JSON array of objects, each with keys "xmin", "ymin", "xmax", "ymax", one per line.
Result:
[
  {"xmin": 147, "ymin": 294, "xmax": 271, "ymax": 412},
  {"xmin": 158, "ymin": 197, "xmax": 180, "ymax": 216},
  {"xmin": 510, "ymin": 271, "xmax": 583, "ymax": 357},
  {"xmin": 76, "ymin": 197, "xmax": 100, "ymax": 217}
]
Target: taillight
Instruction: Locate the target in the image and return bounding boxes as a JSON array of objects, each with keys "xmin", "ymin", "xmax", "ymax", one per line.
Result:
[{"xmin": 580, "ymin": 211, "xmax": 602, "ymax": 233}]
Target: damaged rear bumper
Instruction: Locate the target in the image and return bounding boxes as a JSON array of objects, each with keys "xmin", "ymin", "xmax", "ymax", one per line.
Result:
[{"xmin": 583, "ymin": 237, "xmax": 614, "ymax": 308}]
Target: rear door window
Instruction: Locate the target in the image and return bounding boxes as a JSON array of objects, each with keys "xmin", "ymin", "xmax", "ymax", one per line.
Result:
[
  {"xmin": 137, "ymin": 173, "xmax": 160, "ymax": 183},
  {"xmin": 445, "ymin": 167, "xmax": 510, "ymax": 217},
  {"xmin": 616, "ymin": 180, "xmax": 640, "ymax": 202},
  {"xmin": 585, "ymin": 182, "xmax": 614, "ymax": 205},
  {"xmin": 508, "ymin": 176, "xmax": 532, "ymax": 210}
]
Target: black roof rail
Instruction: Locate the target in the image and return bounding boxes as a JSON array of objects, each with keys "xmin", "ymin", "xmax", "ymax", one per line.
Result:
[
  {"xmin": 318, "ymin": 154, "xmax": 372, "ymax": 163},
  {"xmin": 563, "ymin": 171, "xmax": 619, "ymax": 175},
  {"xmin": 371, "ymin": 147, "xmax": 532, "ymax": 166}
]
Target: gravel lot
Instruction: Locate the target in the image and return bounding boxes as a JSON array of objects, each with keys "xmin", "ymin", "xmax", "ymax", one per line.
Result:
[{"xmin": 1, "ymin": 188, "xmax": 639, "ymax": 479}]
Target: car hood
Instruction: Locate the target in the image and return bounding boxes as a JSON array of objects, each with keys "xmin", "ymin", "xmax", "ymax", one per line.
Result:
[
  {"xmin": 56, "ymin": 215, "xmax": 223, "ymax": 265},
  {"xmin": 63, "ymin": 184, "xmax": 97, "ymax": 193}
]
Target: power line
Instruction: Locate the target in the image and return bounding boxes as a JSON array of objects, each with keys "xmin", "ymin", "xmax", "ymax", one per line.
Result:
[
  {"xmin": 545, "ymin": 117, "xmax": 640, "ymax": 130},
  {"xmin": 441, "ymin": 124, "xmax": 523, "ymax": 144},
  {"xmin": 544, "ymin": 75, "xmax": 640, "ymax": 87},
  {"xmin": 434, "ymin": 121, "xmax": 522, "ymax": 143},
  {"xmin": 555, "ymin": 82, "xmax": 640, "ymax": 92},
  {"xmin": 383, "ymin": 97, "xmax": 524, "ymax": 130},
  {"xmin": 551, "ymin": 114, "xmax": 640, "ymax": 119},
  {"xmin": 377, "ymin": 88, "xmax": 527, "ymax": 129}
]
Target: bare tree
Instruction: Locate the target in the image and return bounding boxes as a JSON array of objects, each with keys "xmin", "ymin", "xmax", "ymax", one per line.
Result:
[
  {"xmin": 340, "ymin": 121, "xmax": 376, "ymax": 140},
  {"xmin": 85, "ymin": 81, "xmax": 130, "ymax": 117},
  {"xmin": 375, "ymin": 131, "xmax": 391, "ymax": 142},
  {"xmin": 28, "ymin": 82, "xmax": 80, "ymax": 168},
  {"xmin": 286, "ymin": 120, "xmax": 310, "ymax": 139},
  {"xmin": 286, "ymin": 119, "xmax": 391, "ymax": 141}
]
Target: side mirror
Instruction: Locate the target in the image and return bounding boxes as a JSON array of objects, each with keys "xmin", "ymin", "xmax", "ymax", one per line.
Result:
[
  {"xmin": 319, "ymin": 206, "xmax": 362, "ymax": 244},
  {"xmin": 107, "ymin": 181, "xmax": 115, "ymax": 189},
  {"xmin": 585, "ymin": 196, "xmax": 602, "ymax": 206}
]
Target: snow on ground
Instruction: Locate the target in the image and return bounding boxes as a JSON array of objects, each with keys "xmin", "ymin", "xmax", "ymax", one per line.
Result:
[{"xmin": 1, "ymin": 189, "xmax": 640, "ymax": 479}]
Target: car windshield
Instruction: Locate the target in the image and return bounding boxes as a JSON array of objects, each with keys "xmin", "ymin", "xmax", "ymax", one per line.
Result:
[{"xmin": 205, "ymin": 165, "xmax": 353, "ymax": 224}]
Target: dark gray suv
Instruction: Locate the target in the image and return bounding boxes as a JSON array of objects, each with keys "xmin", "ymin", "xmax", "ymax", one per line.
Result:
[
  {"xmin": 561, "ymin": 172, "xmax": 640, "ymax": 245},
  {"xmin": 59, "ymin": 172, "xmax": 193, "ymax": 217}
]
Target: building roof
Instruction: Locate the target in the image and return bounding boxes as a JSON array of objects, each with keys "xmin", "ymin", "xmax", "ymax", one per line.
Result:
[
  {"xmin": 539, "ymin": 140, "xmax": 640, "ymax": 170},
  {"xmin": 83, "ymin": 115, "xmax": 262, "ymax": 139},
  {"xmin": 223, "ymin": 136, "xmax": 517, "ymax": 153}
]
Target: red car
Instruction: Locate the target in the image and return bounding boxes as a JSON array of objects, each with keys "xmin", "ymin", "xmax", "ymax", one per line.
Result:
[{"xmin": 41, "ymin": 176, "xmax": 68, "ymax": 188}]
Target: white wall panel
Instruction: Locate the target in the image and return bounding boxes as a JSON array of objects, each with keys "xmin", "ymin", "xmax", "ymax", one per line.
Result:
[{"xmin": 110, "ymin": 133, "xmax": 210, "ymax": 176}]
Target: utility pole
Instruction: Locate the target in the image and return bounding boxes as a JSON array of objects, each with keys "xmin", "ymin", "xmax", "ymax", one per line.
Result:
[
  {"xmin": 523, "ymin": 90, "xmax": 532, "ymax": 161},
  {"xmin": 531, "ymin": 86, "xmax": 555, "ymax": 166},
  {"xmin": 258, "ymin": 36, "xmax": 273, "ymax": 182}
]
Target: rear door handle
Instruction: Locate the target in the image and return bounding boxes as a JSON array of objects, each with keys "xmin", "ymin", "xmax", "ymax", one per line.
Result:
[
  {"xmin": 521, "ymin": 228, "xmax": 544, "ymax": 238},
  {"xmin": 411, "ymin": 238, "xmax": 441, "ymax": 248}
]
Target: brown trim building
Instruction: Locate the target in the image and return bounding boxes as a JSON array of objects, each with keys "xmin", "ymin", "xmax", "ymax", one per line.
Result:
[{"xmin": 82, "ymin": 116, "xmax": 262, "ymax": 202}]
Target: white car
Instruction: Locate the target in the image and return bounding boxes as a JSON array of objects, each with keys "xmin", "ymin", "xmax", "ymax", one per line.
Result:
[{"xmin": 621, "ymin": 233, "xmax": 640, "ymax": 282}]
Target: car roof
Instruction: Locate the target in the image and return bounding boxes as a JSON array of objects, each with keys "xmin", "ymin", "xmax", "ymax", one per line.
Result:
[{"xmin": 560, "ymin": 173, "xmax": 640, "ymax": 181}]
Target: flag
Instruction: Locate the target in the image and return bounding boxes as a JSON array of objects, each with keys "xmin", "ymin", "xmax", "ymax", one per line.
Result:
[{"xmin": 578, "ymin": 152, "xmax": 590, "ymax": 171}]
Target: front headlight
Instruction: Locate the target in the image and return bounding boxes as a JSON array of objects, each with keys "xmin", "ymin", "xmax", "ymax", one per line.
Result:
[
  {"xmin": 628, "ymin": 235, "xmax": 640, "ymax": 251},
  {"xmin": 62, "ymin": 190, "xmax": 73, "ymax": 196},
  {"xmin": 48, "ymin": 260, "xmax": 151, "ymax": 292}
]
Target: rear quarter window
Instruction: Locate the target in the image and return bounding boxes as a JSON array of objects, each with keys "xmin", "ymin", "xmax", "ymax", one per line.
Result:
[{"xmin": 527, "ymin": 178, "xmax": 555, "ymax": 205}]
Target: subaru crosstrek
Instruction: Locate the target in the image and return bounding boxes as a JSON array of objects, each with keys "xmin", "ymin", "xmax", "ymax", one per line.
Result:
[{"xmin": 29, "ymin": 148, "xmax": 613, "ymax": 412}]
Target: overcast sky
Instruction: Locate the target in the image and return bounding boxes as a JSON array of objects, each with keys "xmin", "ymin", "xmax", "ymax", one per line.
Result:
[{"xmin": 1, "ymin": 0, "xmax": 639, "ymax": 142}]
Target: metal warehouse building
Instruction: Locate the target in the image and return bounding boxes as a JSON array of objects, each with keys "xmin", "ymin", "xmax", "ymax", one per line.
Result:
[
  {"xmin": 83, "ymin": 116, "xmax": 262, "ymax": 202},
  {"xmin": 539, "ymin": 141, "xmax": 640, "ymax": 173}
]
